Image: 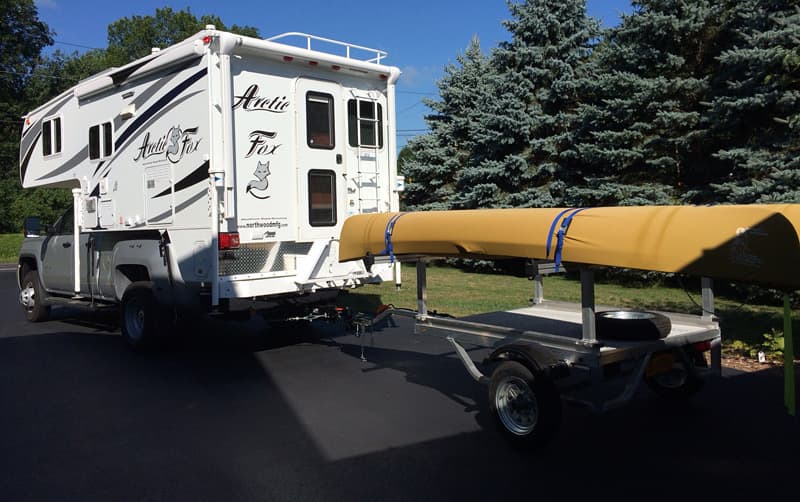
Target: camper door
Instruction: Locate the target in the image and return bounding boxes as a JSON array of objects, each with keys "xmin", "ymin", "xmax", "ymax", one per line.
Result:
[{"xmin": 295, "ymin": 78, "xmax": 345, "ymax": 241}]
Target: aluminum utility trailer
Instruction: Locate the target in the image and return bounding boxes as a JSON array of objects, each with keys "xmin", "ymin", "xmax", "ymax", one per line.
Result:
[{"xmin": 354, "ymin": 260, "xmax": 722, "ymax": 447}]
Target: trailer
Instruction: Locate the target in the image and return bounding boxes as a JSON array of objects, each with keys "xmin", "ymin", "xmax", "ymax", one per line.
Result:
[
  {"xmin": 339, "ymin": 206, "xmax": 799, "ymax": 445},
  {"xmin": 17, "ymin": 27, "xmax": 403, "ymax": 347}
]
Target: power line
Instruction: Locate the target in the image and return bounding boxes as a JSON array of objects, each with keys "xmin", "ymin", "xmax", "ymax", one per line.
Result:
[
  {"xmin": 397, "ymin": 90, "xmax": 437, "ymax": 96},
  {"xmin": 53, "ymin": 40, "xmax": 102, "ymax": 51}
]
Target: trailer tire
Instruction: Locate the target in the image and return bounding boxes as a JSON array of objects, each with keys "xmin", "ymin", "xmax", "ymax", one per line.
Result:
[
  {"xmin": 488, "ymin": 361, "xmax": 561, "ymax": 448},
  {"xmin": 20, "ymin": 270, "xmax": 50, "ymax": 322},
  {"xmin": 645, "ymin": 349, "xmax": 705, "ymax": 400},
  {"xmin": 120, "ymin": 281, "xmax": 162, "ymax": 350},
  {"xmin": 595, "ymin": 310, "xmax": 671, "ymax": 341}
]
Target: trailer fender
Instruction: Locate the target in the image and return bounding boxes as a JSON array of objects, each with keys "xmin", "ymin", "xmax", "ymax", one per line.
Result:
[{"xmin": 485, "ymin": 344, "xmax": 569, "ymax": 380}]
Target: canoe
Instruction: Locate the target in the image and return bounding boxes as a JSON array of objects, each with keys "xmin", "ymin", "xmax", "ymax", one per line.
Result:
[{"xmin": 339, "ymin": 205, "xmax": 800, "ymax": 290}]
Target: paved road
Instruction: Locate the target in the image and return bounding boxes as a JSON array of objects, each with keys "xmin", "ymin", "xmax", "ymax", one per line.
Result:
[{"xmin": 0, "ymin": 269, "xmax": 798, "ymax": 501}]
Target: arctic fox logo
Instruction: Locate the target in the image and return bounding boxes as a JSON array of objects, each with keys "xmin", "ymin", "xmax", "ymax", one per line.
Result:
[
  {"xmin": 246, "ymin": 161, "xmax": 271, "ymax": 199},
  {"xmin": 166, "ymin": 126, "xmax": 182, "ymax": 156}
]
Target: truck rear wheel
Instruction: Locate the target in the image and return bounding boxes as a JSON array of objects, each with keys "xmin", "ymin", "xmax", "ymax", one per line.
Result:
[
  {"xmin": 121, "ymin": 282, "xmax": 162, "ymax": 349},
  {"xmin": 20, "ymin": 270, "xmax": 50, "ymax": 322},
  {"xmin": 488, "ymin": 361, "xmax": 561, "ymax": 448}
]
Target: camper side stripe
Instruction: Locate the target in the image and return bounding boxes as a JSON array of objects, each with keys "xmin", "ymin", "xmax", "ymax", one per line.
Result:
[
  {"xmin": 154, "ymin": 160, "xmax": 209, "ymax": 198},
  {"xmin": 19, "ymin": 131, "xmax": 42, "ymax": 185},
  {"xmin": 114, "ymin": 67, "xmax": 208, "ymax": 151}
]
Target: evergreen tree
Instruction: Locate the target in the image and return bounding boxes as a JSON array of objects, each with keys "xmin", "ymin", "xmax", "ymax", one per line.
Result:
[
  {"xmin": 454, "ymin": 0, "xmax": 599, "ymax": 209},
  {"xmin": 705, "ymin": 0, "xmax": 800, "ymax": 203},
  {"xmin": 569, "ymin": 0, "xmax": 722, "ymax": 206},
  {"xmin": 401, "ymin": 36, "xmax": 495, "ymax": 210}
]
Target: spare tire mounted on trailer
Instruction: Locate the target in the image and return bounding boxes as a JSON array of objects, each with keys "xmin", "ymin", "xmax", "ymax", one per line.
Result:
[{"xmin": 595, "ymin": 310, "xmax": 671, "ymax": 341}]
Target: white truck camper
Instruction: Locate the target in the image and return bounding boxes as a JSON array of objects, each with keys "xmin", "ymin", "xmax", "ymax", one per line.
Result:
[{"xmin": 17, "ymin": 27, "xmax": 402, "ymax": 347}]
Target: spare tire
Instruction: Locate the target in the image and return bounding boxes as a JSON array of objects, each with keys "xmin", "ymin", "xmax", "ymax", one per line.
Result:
[{"xmin": 595, "ymin": 310, "xmax": 671, "ymax": 341}]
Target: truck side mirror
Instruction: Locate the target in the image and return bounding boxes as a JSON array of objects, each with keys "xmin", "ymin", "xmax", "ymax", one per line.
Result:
[{"xmin": 23, "ymin": 216, "xmax": 42, "ymax": 237}]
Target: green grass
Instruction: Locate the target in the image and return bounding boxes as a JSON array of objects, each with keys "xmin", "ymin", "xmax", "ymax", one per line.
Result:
[
  {"xmin": 0, "ymin": 233, "xmax": 22, "ymax": 263},
  {"xmin": 341, "ymin": 263, "xmax": 797, "ymax": 360}
]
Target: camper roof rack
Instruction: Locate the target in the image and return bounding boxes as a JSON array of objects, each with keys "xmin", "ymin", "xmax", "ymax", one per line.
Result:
[{"xmin": 266, "ymin": 32, "xmax": 388, "ymax": 64}]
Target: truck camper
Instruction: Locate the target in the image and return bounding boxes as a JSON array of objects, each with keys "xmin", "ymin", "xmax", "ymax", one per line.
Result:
[{"xmin": 17, "ymin": 27, "xmax": 402, "ymax": 347}]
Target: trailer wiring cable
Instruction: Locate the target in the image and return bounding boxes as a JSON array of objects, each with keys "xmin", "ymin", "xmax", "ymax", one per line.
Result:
[{"xmin": 676, "ymin": 275, "xmax": 751, "ymax": 320}]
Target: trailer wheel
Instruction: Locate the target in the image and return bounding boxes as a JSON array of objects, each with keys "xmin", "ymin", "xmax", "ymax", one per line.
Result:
[
  {"xmin": 595, "ymin": 310, "xmax": 671, "ymax": 341},
  {"xmin": 488, "ymin": 361, "xmax": 561, "ymax": 448},
  {"xmin": 645, "ymin": 349, "xmax": 705, "ymax": 400},
  {"xmin": 120, "ymin": 282, "xmax": 161, "ymax": 350},
  {"xmin": 20, "ymin": 270, "xmax": 50, "ymax": 322}
]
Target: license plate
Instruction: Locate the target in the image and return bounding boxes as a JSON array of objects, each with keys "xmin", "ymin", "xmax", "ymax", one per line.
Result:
[{"xmin": 646, "ymin": 353, "xmax": 674, "ymax": 377}]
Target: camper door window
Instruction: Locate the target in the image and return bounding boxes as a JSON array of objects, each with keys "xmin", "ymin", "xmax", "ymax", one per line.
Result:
[
  {"xmin": 347, "ymin": 100, "xmax": 383, "ymax": 148},
  {"xmin": 42, "ymin": 117, "xmax": 62, "ymax": 157},
  {"xmin": 306, "ymin": 93, "xmax": 335, "ymax": 149},
  {"xmin": 89, "ymin": 122, "xmax": 113, "ymax": 160},
  {"xmin": 308, "ymin": 170, "xmax": 337, "ymax": 226}
]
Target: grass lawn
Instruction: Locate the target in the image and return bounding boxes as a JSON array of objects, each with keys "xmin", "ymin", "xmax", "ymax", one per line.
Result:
[
  {"xmin": 0, "ymin": 233, "xmax": 22, "ymax": 263},
  {"xmin": 341, "ymin": 263, "xmax": 797, "ymax": 360}
]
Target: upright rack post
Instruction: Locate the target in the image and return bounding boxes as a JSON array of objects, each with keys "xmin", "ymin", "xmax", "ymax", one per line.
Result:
[
  {"xmin": 580, "ymin": 268, "xmax": 597, "ymax": 345},
  {"xmin": 416, "ymin": 260, "xmax": 427, "ymax": 318}
]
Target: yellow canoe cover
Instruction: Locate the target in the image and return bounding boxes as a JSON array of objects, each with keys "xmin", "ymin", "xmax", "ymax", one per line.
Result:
[{"xmin": 339, "ymin": 205, "xmax": 800, "ymax": 290}]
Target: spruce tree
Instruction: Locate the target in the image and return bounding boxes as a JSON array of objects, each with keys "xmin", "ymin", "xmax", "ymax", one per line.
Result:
[
  {"xmin": 569, "ymin": 0, "xmax": 722, "ymax": 206},
  {"xmin": 705, "ymin": 1, "xmax": 800, "ymax": 203},
  {"xmin": 401, "ymin": 36, "xmax": 495, "ymax": 210},
  {"xmin": 455, "ymin": 0, "xmax": 599, "ymax": 209}
]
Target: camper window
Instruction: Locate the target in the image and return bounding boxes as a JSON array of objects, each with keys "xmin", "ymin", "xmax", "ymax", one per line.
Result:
[
  {"xmin": 89, "ymin": 121, "xmax": 114, "ymax": 160},
  {"xmin": 308, "ymin": 170, "xmax": 337, "ymax": 226},
  {"xmin": 42, "ymin": 117, "xmax": 62, "ymax": 157},
  {"xmin": 347, "ymin": 100, "xmax": 383, "ymax": 148},
  {"xmin": 306, "ymin": 93, "xmax": 334, "ymax": 149}
]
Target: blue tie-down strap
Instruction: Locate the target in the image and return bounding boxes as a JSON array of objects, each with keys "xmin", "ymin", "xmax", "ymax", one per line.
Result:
[
  {"xmin": 545, "ymin": 208, "xmax": 576, "ymax": 259},
  {"xmin": 379, "ymin": 213, "xmax": 405, "ymax": 264},
  {"xmin": 550, "ymin": 208, "xmax": 587, "ymax": 272}
]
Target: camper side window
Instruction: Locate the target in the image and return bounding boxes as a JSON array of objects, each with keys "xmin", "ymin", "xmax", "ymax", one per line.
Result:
[
  {"xmin": 308, "ymin": 170, "xmax": 337, "ymax": 226},
  {"xmin": 306, "ymin": 93, "xmax": 334, "ymax": 149},
  {"xmin": 89, "ymin": 121, "xmax": 113, "ymax": 160},
  {"xmin": 42, "ymin": 117, "xmax": 62, "ymax": 157},
  {"xmin": 347, "ymin": 100, "xmax": 383, "ymax": 148}
]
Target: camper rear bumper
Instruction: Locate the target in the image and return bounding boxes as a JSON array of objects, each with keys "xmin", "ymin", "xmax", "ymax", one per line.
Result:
[{"xmin": 217, "ymin": 272, "xmax": 381, "ymax": 299}]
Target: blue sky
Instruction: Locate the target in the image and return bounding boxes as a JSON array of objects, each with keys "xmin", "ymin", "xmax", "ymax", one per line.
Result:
[{"xmin": 35, "ymin": 0, "xmax": 631, "ymax": 148}]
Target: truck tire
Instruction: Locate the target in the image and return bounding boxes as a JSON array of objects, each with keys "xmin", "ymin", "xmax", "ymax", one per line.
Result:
[
  {"xmin": 595, "ymin": 310, "xmax": 671, "ymax": 341},
  {"xmin": 645, "ymin": 348, "xmax": 705, "ymax": 399},
  {"xmin": 488, "ymin": 360, "xmax": 561, "ymax": 448},
  {"xmin": 20, "ymin": 270, "xmax": 50, "ymax": 322},
  {"xmin": 120, "ymin": 281, "xmax": 162, "ymax": 350}
]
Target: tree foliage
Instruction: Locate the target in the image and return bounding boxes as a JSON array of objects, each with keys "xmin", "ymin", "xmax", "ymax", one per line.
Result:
[
  {"xmin": 106, "ymin": 7, "xmax": 258, "ymax": 66},
  {"xmin": 406, "ymin": 0, "xmax": 800, "ymax": 212},
  {"xmin": 0, "ymin": 0, "xmax": 52, "ymax": 179}
]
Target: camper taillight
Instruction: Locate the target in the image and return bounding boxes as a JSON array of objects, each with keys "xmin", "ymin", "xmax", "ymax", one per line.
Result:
[{"xmin": 219, "ymin": 232, "xmax": 240, "ymax": 250}]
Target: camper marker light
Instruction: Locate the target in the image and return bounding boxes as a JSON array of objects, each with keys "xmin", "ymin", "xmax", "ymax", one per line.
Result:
[
  {"xmin": 309, "ymin": 61, "xmax": 318, "ymax": 66},
  {"xmin": 332, "ymin": 65, "xmax": 341, "ymax": 71},
  {"xmin": 283, "ymin": 56, "xmax": 294, "ymax": 62},
  {"xmin": 202, "ymin": 36, "xmax": 212, "ymax": 45},
  {"xmin": 219, "ymin": 232, "xmax": 240, "ymax": 250}
]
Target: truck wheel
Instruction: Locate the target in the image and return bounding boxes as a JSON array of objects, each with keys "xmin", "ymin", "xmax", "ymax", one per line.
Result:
[
  {"xmin": 121, "ymin": 282, "xmax": 161, "ymax": 349},
  {"xmin": 488, "ymin": 361, "xmax": 561, "ymax": 448},
  {"xmin": 20, "ymin": 270, "xmax": 50, "ymax": 322},
  {"xmin": 645, "ymin": 349, "xmax": 705, "ymax": 399},
  {"xmin": 595, "ymin": 310, "xmax": 671, "ymax": 341}
]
